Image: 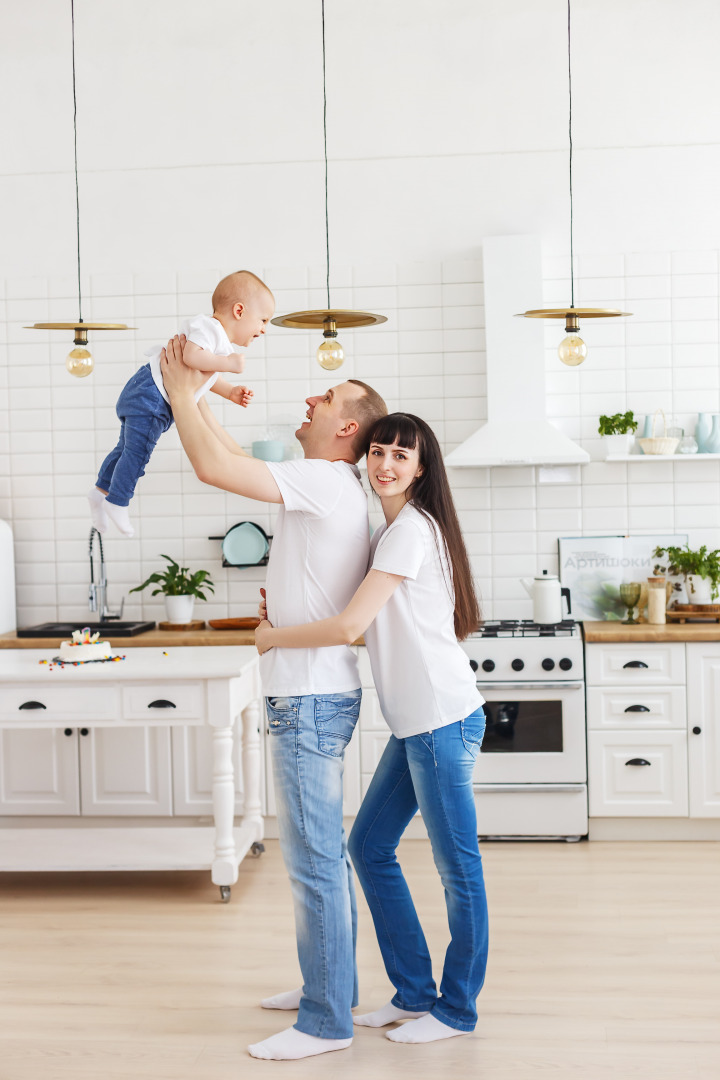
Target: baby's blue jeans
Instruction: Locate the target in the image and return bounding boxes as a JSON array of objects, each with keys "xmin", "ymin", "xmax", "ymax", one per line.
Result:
[{"xmin": 96, "ymin": 365, "xmax": 174, "ymax": 507}]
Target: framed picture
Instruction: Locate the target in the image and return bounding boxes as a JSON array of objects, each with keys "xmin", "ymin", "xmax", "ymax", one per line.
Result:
[{"xmin": 558, "ymin": 534, "xmax": 687, "ymax": 621}]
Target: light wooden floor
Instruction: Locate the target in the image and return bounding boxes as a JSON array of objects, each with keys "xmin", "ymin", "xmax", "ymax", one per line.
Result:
[{"xmin": 1, "ymin": 839, "xmax": 719, "ymax": 1080}]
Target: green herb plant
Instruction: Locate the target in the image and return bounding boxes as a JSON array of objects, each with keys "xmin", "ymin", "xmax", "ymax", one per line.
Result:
[
  {"xmin": 653, "ymin": 544, "xmax": 720, "ymax": 601},
  {"xmin": 597, "ymin": 411, "xmax": 638, "ymax": 436},
  {"xmin": 129, "ymin": 555, "xmax": 215, "ymax": 600}
]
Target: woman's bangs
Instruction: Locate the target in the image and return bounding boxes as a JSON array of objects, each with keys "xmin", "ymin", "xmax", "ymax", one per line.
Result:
[{"xmin": 368, "ymin": 413, "xmax": 419, "ymax": 452}]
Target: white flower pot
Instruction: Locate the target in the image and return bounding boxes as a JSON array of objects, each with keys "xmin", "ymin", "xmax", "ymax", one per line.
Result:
[
  {"xmin": 165, "ymin": 594, "xmax": 195, "ymax": 624},
  {"xmin": 686, "ymin": 575, "xmax": 714, "ymax": 604},
  {"xmin": 602, "ymin": 432, "xmax": 635, "ymax": 459}
]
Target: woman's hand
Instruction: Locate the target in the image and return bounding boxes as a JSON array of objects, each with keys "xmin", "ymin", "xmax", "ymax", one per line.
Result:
[{"xmin": 255, "ymin": 618, "xmax": 274, "ymax": 655}]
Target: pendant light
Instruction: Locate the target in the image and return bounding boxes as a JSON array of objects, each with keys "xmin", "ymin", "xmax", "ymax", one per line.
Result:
[
  {"xmin": 518, "ymin": 0, "xmax": 631, "ymax": 365},
  {"xmin": 271, "ymin": 0, "xmax": 386, "ymax": 369},
  {"xmin": 26, "ymin": 0, "xmax": 132, "ymax": 376}
]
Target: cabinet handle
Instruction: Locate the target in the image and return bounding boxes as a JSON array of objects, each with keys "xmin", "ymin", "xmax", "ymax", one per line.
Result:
[
  {"xmin": 625, "ymin": 758, "xmax": 651, "ymax": 767},
  {"xmin": 80, "ymin": 728, "xmax": 89, "ymax": 737},
  {"xmin": 19, "ymin": 700, "xmax": 47, "ymax": 710},
  {"xmin": 624, "ymin": 704, "xmax": 650, "ymax": 712},
  {"xmin": 622, "ymin": 661, "xmax": 649, "ymax": 669},
  {"xmin": 692, "ymin": 726, "xmax": 702, "ymax": 735},
  {"xmin": 147, "ymin": 699, "xmax": 176, "ymax": 709},
  {"xmin": 64, "ymin": 728, "xmax": 73, "ymax": 737}
]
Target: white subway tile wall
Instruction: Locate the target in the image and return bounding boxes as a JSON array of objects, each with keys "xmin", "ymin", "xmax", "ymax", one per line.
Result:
[{"xmin": 1, "ymin": 249, "xmax": 719, "ymax": 627}]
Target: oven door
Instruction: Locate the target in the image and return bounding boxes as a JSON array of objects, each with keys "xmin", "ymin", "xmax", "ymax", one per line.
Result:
[{"xmin": 474, "ymin": 681, "xmax": 586, "ymax": 784}]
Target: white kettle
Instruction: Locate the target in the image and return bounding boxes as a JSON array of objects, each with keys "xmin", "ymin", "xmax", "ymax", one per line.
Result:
[{"xmin": 520, "ymin": 570, "xmax": 572, "ymax": 625}]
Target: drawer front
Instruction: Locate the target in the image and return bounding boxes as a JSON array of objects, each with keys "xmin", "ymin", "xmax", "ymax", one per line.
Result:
[
  {"xmin": 122, "ymin": 683, "xmax": 205, "ymax": 721},
  {"xmin": 586, "ymin": 686, "xmax": 686, "ymax": 730},
  {"xmin": 0, "ymin": 685, "xmax": 119, "ymax": 722},
  {"xmin": 588, "ymin": 730, "xmax": 688, "ymax": 816},
  {"xmin": 585, "ymin": 643, "xmax": 685, "ymax": 686}
]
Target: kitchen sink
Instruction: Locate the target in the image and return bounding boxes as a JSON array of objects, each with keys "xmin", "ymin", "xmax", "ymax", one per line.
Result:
[{"xmin": 17, "ymin": 621, "xmax": 156, "ymax": 638}]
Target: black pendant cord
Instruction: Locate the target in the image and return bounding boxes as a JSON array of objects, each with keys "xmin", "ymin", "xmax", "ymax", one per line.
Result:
[
  {"xmin": 71, "ymin": 0, "xmax": 83, "ymax": 323},
  {"xmin": 567, "ymin": 0, "xmax": 575, "ymax": 310},
  {"xmin": 321, "ymin": 0, "xmax": 331, "ymax": 310}
]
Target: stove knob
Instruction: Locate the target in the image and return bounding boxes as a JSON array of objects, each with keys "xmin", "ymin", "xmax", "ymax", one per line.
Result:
[
  {"xmin": 482, "ymin": 659, "xmax": 495, "ymax": 672},
  {"xmin": 559, "ymin": 657, "xmax": 573, "ymax": 671},
  {"xmin": 542, "ymin": 658, "xmax": 555, "ymax": 671},
  {"xmin": 511, "ymin": 659, "xmax": 524, "ymax": 672},
  {"xmin": 469, "ymin": 659, "xmax": 479, "ymax": 672}
]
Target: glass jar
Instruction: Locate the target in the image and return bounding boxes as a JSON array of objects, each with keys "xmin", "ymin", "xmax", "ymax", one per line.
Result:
[{"xmin": 647, "ymin": 576, "xmax": 667, "ymax": 624}]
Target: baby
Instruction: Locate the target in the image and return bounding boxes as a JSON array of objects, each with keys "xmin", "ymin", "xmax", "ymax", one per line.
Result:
[{"xmin": 89, "ymin": 270, "xmax": 275, "ymax": 537}]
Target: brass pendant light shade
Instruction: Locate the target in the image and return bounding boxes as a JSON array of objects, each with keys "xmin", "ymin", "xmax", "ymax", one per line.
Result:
[
  {"xmin": 271, "ymin": 310, "xmax": 387, "ymax": 330},
  {"xmin": 518, "ymin": 1, "xmax": 631, "ymax": 364}
]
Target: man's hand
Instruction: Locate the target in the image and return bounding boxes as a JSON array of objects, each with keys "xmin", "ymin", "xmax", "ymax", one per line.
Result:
[
  {"xmin": 258, "ymin": 588, "xmax": 267, "ymax": 620},
  {"xmin": 228, "ymin": 384, "xmax": 254, "ymax": 408},
  {"xmin": 161, "ymin": 334, "xmax": 208, "ymax": 401},
  {"xmin": 255, "ymin": 618, "xmax": 274, "ymax": 655}
]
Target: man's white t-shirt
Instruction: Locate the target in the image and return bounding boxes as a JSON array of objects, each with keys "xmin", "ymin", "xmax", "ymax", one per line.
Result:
[
  {"xmin": 364, "ymin": 503, "xmax": 484, "ymax": 739},
  {"xmin": 145, "ymin": 314, "xmax": 234, "ymax": 404},
  {"xmin": 260, "ymin": 459, "xmax": 370, "ymax": 696}
]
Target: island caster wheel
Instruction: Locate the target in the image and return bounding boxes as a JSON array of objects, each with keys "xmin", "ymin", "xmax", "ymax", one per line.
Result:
[
  {"xmin": 219, "ymin": 885, "xmax": 231, "ymax": 903},
  {"xmin": 251, "ymin": 842, "xmax": 265, "ymax": 857}
]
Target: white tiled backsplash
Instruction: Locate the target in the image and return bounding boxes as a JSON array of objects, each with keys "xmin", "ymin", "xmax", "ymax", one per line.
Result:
[{"xmin": 1, "ymin": 249, "xmax": 719, "ymax": 627}]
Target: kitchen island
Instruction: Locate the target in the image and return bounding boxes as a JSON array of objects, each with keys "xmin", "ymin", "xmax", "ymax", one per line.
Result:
[{"xmin": 0, "ymin": 644, "xmax": 262, "ymax": 901}]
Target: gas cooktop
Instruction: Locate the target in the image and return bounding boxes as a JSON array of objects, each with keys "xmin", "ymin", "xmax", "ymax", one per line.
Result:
[{"xmin": 471, "ymin": 619, "xmax": 580, "ymax": 639}]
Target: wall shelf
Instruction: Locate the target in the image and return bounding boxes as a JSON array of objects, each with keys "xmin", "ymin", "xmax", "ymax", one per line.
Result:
[{"xmin": 604, "ymin": 454, "xmax": 720, "ymax": 462}]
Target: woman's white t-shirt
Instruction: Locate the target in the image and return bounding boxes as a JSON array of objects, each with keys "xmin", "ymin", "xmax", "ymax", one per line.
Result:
[{"xmin": 363, "ymin": 503, "xmax": 483, "ymax": 739}]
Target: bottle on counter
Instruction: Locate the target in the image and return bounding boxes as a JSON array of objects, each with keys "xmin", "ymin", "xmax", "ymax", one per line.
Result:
[{"xmin": 647, "ymin": 575, "xmax": 667, "ymax": 624}]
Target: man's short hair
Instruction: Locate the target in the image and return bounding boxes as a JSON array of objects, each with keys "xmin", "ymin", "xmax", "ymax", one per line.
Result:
[
  {"xmin": 346, "ymin": 379, "xmax": 388, "ymax": 457},
  {"xmin": 211, "ymin": 270, "xmax": 273, "ymax": 314}
]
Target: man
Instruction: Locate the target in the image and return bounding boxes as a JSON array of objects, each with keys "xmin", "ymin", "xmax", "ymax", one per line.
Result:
[{"xmin": 161, "ymin": 337, "xmax": 387, "ymax": 1060}]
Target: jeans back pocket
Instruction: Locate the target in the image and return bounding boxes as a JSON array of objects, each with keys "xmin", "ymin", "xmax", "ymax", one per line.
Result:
[{"xmin": 314, "ymin": 691, "xmax": 361, "ymax": 758}]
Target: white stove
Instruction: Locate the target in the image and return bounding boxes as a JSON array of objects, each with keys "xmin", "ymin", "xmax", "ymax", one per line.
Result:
[{"xmin": 461, "ymin": 619, "xmax": 588, "ymax": 841}]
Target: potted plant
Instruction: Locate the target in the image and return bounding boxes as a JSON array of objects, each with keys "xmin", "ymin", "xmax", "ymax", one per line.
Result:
[
  {"xmin": 130, "ymin": 554, "xmax": 215, "ymax": 624},
  {"xmin": 653, "ymin": 544, "xmax": 720, "ymax": 604},
  {"xmin": 598, "ymin": 411, "xmax": 639, "ymax": 458}
]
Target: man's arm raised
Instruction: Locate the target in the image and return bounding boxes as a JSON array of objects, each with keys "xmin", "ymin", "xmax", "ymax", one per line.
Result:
[{"xmin": 161, "ymin": 336, "xmax": 282, "ymax": 504}]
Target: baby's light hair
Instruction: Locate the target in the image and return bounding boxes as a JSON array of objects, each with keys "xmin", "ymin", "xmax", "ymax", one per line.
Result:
[{"xmin": 211, "ymin": 270, "xmax": 273, "ymax": 314}]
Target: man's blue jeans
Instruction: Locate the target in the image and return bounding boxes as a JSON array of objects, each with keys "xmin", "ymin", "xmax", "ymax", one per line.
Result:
[
  {"xmin": 266, "ymin": 690, "xmax": 361, "ymax": 1040},
  {"xmin": 348, "ymin": 708, "xmax": 487, "ymax": 1032}
]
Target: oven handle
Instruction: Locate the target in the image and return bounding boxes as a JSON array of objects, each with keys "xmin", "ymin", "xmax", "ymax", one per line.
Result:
[
  {"xmin": 473, "ymin": 783, "xmax": 586, "ymax": 793},
  {"xmin": 476, "ymin": 681, "xmax": 584, "ymax": 691}
]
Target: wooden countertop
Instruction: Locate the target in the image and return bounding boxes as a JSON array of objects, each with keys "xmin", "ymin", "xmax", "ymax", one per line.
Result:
[
  {"xmin": 583, "ymin": 621, "xmax": 720, "ymax": 643},
  {"xmin": 0, "ymin": 628, "xmax": 258, "ymax": 650}
]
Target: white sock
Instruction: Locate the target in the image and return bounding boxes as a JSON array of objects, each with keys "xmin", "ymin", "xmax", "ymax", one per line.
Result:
[
  {"xmin": 87, "ymin": 487, "xmax": 108, "ymax": 533},
  {"xmin": 261, "ymin": 988, "xmax": 303, "ymax": 1011},
  {"xmin": 386, "ymin": 1014, "xmax": 470, "ymax": 1044},
  {"xmin": 354, "ymin": 1002, "xmax": 429, "ymax": 1028},
  {"xmin": 104, "ymin": 500, "xmax": 134, "ymax": 538},
  {"xmin": 247, "ymin": 1027, "xmax": 352, "ymax": 1060}
]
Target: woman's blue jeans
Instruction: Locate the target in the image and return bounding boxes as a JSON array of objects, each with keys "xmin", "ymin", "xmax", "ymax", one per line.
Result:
[
  {"xmin": 348, "ymin": 708, "xmax": 487, "ymax": 1032},
  {"xmin": 266, "ymin": 690, "xmax": 361, "ymax": 1040}
]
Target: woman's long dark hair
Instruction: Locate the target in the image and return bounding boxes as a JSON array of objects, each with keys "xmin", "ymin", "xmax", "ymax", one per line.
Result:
[{"xmin": 365, "ymin": 413, "xmax": 481, "ymax": 639}]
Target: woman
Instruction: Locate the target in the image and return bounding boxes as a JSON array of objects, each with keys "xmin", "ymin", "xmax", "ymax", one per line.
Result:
[{"xmin": 255, "ymin": 412, "xmax": 487, "ymax": 1045}]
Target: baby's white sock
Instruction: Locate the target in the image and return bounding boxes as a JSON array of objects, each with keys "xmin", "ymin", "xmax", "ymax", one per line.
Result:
[
  {"xmin": 247, "ymin": 1027, "xmax": 352, "ymax": 1060},
  {"xmin": 87, "ymin": 487, "xmax": 108, "ymax": 533},
  {"xmin": 354, "ymin": 1002, "xmax": 429, "ymax": 1028},
  {"xmin": 261, "ymin": 988, "xmax": 303, "ymax": 1011},
  {"xmin": 104, "ymin": 500, "xmax": 134, "ymax": 538},
  {"xmin": 386, "ymin": 1014, "xmax": 470, "ymax": 1044}
]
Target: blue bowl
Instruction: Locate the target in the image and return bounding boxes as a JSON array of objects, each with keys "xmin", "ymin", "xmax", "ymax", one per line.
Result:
[{"xmin": 252, "ymin": 439, "xmax": 285, "ymax": 462}]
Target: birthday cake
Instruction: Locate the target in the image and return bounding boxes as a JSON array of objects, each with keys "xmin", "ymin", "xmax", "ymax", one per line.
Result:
[{"xmin": 58, "ymin": 628, "xmax": 113, "ymax": 662}]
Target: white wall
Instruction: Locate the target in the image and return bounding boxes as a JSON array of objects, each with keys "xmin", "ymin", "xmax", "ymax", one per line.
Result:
[{"xmin": 1, "ymin": 0, "xmax": 719, "ymax": 626}]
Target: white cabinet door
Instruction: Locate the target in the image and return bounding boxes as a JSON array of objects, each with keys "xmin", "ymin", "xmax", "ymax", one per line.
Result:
[
  {"xmin": 170, "ymin": 722, "xmax": 248, "ymax": 816},
  {"xmin": 587, "ymin": 730, "xmax": 688, "ymax": 817},
  {"xmin": 686, "ymin": 644, "xmax": 720, "ymax": 817},
  {"xmin": 79, "ymin": 726, "xmax": 173, "ymax": 816},
  {"xmin": 0, "ymin": 727, "xmax": 80, "ymax": 816}
]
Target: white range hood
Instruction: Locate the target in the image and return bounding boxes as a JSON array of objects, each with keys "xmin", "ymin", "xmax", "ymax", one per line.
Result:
[{"xmin": 445, "ymin": 234, "xmax": 589, "ymax": 468}]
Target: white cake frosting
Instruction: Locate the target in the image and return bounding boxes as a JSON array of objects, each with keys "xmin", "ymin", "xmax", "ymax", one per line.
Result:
[{"xmin": 58, "ymin": 629, "xmax": 113, "ymax": 662}]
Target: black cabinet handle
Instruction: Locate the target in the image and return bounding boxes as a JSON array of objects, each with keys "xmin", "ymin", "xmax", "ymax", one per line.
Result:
[
  {"xmin": 623, "ymin": 660, "xmax": 649, "ymax": 669},
  {"xmin": 19, "ymin": 700, "xmax": 47, "ymax": 710},
  {"xmin": 625, "ymin": 758, "xmax": 651, "ymax": 766},
  {"xmin": 692, "ymin": 726, "xmax": 702, "ymax": 735},
  {"xmin": 468, "ymin": 659, "xmax": 478, "ymax": 672},
  {"xmin": 148, "ymin": 699, "xmax": 176, "ymax": 709},
  {"xmin": 624, "ymin": 704, "xmax": 650, "ymax": 712},
  {"xmin": 64, "ymin": 728, "xmax": 73, "ymax": 737},
  {"xmin": 80, "ymin": 728, "xmax": 89, "ymax": 737}
]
